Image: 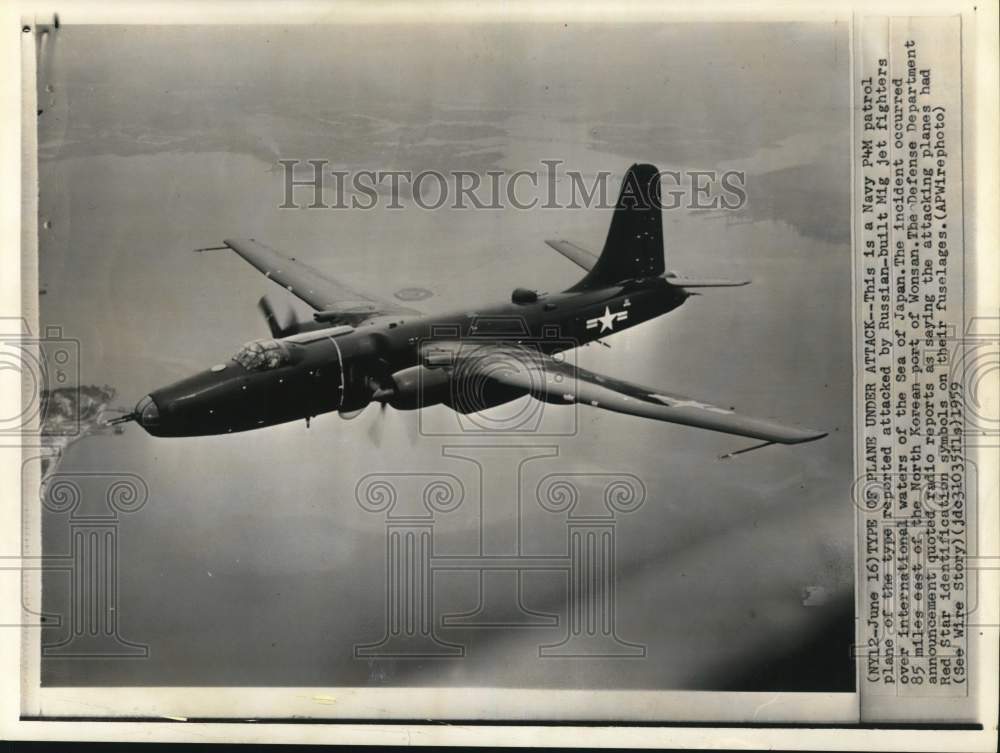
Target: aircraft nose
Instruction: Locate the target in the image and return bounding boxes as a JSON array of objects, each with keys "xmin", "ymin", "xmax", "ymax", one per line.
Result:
[{"xmin": 134, "ymin": 394, "xmax": 160, "ymax": 432}]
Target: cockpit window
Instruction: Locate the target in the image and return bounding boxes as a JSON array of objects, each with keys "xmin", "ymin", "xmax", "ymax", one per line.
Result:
[{"xmin": 232, "ymin": 339, "xmax": 290, "ymax": 371}]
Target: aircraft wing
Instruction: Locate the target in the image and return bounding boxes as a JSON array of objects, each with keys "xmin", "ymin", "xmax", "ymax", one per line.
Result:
[
  {"xmin": 544, "ymin": 239, "xmax": 598, "ymax": 271},
  {"xmin": 204, "ymin": 238, "xmax": 421, "ymax": 324},
  {"xmin": 431, "ymin": 343, "xmax": 826, "ymax": 448}
]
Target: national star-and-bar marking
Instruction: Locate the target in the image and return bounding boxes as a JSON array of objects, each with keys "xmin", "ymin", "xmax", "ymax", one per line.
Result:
[
  {"xmin": 649, "ymin": 394, "xmax": 733, "ymax": 414},
  {"xmin": 586, "ymin": 305, "xmax": 629, "ymax": 332}
]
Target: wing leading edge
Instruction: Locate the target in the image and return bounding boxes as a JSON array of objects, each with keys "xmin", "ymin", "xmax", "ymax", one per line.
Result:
[
  {"xmin": 203, "ymin": 238, "xmax": 420, "ymax": 322},
  {"xmin": 434, "ymin": 343, "xmax": 826, "ymax": 446}
]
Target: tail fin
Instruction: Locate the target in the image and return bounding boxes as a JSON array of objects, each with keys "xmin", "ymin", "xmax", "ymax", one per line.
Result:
[{"xmin": 569, "ymin": 163, "xmax": 664, "ymax": 291}]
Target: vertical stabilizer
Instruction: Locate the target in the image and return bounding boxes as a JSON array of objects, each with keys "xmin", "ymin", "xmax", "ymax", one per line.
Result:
[{"xmin": 570, "ymin": 163, "xmax": 664, "ymax": 290}]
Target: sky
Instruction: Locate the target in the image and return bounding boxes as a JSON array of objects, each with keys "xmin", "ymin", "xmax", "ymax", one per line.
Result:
[{"xmin": 36, "ymin": 23, "xmax": 854, "ymax": 693}]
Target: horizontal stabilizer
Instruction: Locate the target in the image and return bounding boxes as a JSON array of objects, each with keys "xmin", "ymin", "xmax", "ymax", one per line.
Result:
[
  {"xmin": 664, "ymin": 276, "xmax": 750, "ymax": 288},
  {"xmin": 545, "ymin": 239, "xmax": 598, "ymax": 272}
]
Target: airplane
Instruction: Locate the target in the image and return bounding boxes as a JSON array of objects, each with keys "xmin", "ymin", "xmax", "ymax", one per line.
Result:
[{"xmin": 111, "ymin": 163, "xmax": 827, "ymax": 457}]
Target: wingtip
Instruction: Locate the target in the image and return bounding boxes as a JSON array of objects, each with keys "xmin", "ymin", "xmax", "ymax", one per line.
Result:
[
  {"xmin": 770, "ymin": 425, "xmax": 829, "ymax": 445},
  {"xmin": 720, "ymin": 428, "xmax": 827, "ymax": 458},
  {"xmin": 794, "ymin": 429, "xmax": 829, "ymax": 445}
]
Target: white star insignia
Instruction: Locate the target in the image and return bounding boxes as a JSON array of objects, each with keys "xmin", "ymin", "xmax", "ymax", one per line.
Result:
[
  {"xmin": 597, "ymin": 306, "xmax": 617, "ymax": 332},
  {"xmin": 649, "ymin": 394, "xmax": 732, "ymax": 414}
]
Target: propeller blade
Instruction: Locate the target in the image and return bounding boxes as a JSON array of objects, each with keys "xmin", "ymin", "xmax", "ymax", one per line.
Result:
[
  {"xmin": 366, "ymin": 403, "xmax": 388, "ymax": 447},
  {"xmin": 257, "ymin": 296, "xmax": 283, "ymax": 338},
  {"xmin": 405, "ymin": 408, "xmax": 421, "ymax": 447},
  {"xmin": 257, "ymin": 295, "xmax": 300, "ymax": 338}
]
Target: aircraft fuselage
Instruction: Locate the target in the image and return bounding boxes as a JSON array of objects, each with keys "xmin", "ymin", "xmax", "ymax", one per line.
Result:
[{"xmin": 135, "ymin": 277, "xmax": 689, "ymax": 437}]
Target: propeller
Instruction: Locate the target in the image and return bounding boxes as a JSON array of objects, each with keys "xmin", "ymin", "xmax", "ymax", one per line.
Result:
[
  {"xmin": 257, "ymin": 295, "xmax": 301, "ymax": 338},
  {"xmin": 364, "ymin": 390, "xmax": 420, "ymax": 448},
  {"xmin": 367, "ymin": 375, "xmax": 396, "ymax": 447},
  {"xmin": 366, "ymin": 401, "xmax": 389, "ymax": 447},
  {"xmin": 334, "ymin": 354, "xmax": 423, "ymax": 447},
  {"xmin": 342, "ymin": 374, "xmax": 395, "ymax": 447},
  {"xmin": 338, "ymin": 374, "xmax": 391, "ymax": 420}
]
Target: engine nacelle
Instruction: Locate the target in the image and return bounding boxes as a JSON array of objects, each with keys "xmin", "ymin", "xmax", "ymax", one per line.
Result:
[{"xmin": 387, "ymin": 366, "xmax": 452, "ymax": 410}]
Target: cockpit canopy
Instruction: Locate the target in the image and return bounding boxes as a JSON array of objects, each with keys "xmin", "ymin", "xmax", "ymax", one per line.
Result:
[{"xmin": 232, "ymin": 339, "xmax": 290, "ymax": 371}]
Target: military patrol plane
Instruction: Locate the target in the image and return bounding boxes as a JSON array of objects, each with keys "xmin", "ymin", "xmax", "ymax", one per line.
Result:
[{"xmin": 112, "ymin": 164, "xmax": 826, "ymax": 456}]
